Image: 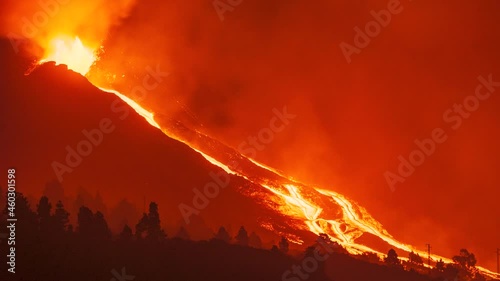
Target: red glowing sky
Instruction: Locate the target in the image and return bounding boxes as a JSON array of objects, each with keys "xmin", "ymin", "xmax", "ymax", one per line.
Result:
[{"xmin": 1, "ymin": 0, "xmax": 499, "ymax": 272}]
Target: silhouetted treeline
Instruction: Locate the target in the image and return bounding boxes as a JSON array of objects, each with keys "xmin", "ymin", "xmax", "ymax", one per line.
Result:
[{"xmin": 0, "ymin": 192, "xmax": 496, "ymax": 281}]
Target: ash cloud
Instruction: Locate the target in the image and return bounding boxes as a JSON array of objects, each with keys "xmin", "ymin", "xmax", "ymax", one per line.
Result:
[{"xmin": 2, "ymin": 0, "xmax": 500, "ymax": 271}]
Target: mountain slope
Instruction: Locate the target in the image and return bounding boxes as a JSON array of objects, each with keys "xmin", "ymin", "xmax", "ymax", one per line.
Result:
[{"xmin": 0, "ymin": 38, "xmax": 309, "ymax": 243}]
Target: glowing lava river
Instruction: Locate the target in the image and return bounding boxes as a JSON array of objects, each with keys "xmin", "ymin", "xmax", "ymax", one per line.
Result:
[{"xmin": 36, "ymin": 37, "xmax": 499, "ymax": 279}]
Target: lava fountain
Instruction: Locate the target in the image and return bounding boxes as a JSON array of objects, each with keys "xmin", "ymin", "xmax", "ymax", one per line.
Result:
[{"xmin": 40, "ymin": 36, "xmax": 97, "ymax": 76}]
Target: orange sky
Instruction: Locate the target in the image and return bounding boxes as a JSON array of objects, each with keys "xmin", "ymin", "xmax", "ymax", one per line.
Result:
[
  {"xmin": 89, "ymin": 0, "xmax": 500, "ymax": 269},
  {"xmin": 1, "ymin": 0, "xmax": 500, "ymax": 272}
]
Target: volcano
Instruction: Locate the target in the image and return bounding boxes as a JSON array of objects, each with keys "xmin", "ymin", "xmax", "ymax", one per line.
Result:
[
  {"xmin": 2, "ymin": 37, "xmax": 499, "ymax": 280},
  {"xmin": 0, "ymin": 38, "xmax": 313, "ymax": 244}
]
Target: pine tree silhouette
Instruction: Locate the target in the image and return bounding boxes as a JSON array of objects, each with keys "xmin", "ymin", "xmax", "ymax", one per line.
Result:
[
  {"xmin": 214, "ymin": 226, "xmax": 231, "ymax": 243},
  {"xmin": 278, "ymin": 236, "xmax": 289, "ymax": 253},
  {"xmin": 135, "ymin": 213, "xmax": 148, "ymax": 239},
  {"xmin": 94, "ymin": 211, "xmax": 111, "ymax": 240},
  {"xmin": 235, "ymin": 226, "xmax": 249, "ymax": 246},
  {"xmin": 119, "ymin": 224, "xmax": 133, "ymax": 242},
  {"xmin": 77, "ymin": 206, "xmax": 94, "ymax": 237},
  {"xmin": 146, "ymin": 202, "xmax": 166, "ymax": 241},
  {"xmin": 53, "ymin": 200, "xmax": 70, "ymax": 233},
  {"xmin": 77, "ymin": 206, "xmax": 109, "ymax": 240},
  {"xmin": 385, "ymin": 249, "xmax": 401, "ymax": 268},
  {"xmin": 409, "ymin": 251, "xmax": 423, "ymax": 265},
  {"xmin": 10, "ymin": 193, "xmax": 37, "ymax": 242},
  {"xmin": 36, "ymin": 196, "xmax": 52, "ymax": 234},
  {"xmin": 271, "ymin": 245, "xmax": 280, "ymax": 254}
]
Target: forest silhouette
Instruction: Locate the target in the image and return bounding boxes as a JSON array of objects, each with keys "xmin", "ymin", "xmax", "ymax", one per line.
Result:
[{"xmin": 0, "ymin": 184, "xmax": 494, "ymax": 281}]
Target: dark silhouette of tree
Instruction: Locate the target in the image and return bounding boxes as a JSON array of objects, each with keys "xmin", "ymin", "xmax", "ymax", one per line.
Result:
[
  {"xmin": 77, "ymin": 206, "xmax": 95, "ymax": 236},
  {"xmin": 77, "ymin": 206, "xmax": 110, "ymax": 240},
  {"xmin": 7, "ymin": 192, "xmax": 37, "ymax": 242},
  {"xmin": 385, "ymin": 249, "xmax": 401, "ymax": 267},
  {"xmin": 408, "ymin": 251, "xmax": 423, "ymax": 265},
  {"xmin": 435, "ymin": 259, "xmax": 445, "ymax": 272},
  {"xmin": 304, "ymin": 240, "xmax": 329, "ymax": 274},
  {"xmin": 235, "ymin": 226, "xmax": 249, "ymax": 246},
  {"xmin": 133, "ymin": 202, "xmax": 166, "ymax": 241},
  {"xmin": 37, "ymin": 196, "xmax": 52, "ymax": 218},
  {"xmin": 278, "ymin": 236, "xmax": 289, "ymax": 253},
  {"xmin": 53, "ymin": 200, "xmax": 70, "ymax": 233},
  {"xmin": 135, "ymin": 213, "xmax": 148, "ymax": 239},
  {"xmin": 36, "ymin": 196, "xmax": 52, "ymax": 234},
  {"xmin": 12, "ymin": 192, "xmax": 36, "ymax": 219},
  {"xmin": 146, "ymin": 202, "xmax": 166, "ymax": 241},
  {"xmin": 444, "ymin": 263, "xmax": 459, "ymax": 281},
  {"xmin": 4, "ymin": 188, "xmax": 456, "ymax": 281},
  {"xmin": 452, "ymin": 249, "xmax": 477, "ymax": 269},
  {"xmin": 452, "ymin": 249, "xmax": 478, "ymax": 281},
  {"xmin": 316, "ymin": 233, "xmax": 346, "ymax": 254},
  {"xmin": 176, "ymin": 227, "xmax": 190, "ymax": 240},
  {"xmin": 249, "ymin": 232, "xmax": 262, "ymax": 248},
  {"xmin": 119, "ymin": 224, "xmax": 133, "ymax": 242},
  {"xmin": 94, "ymin": 211, "xmax": 111, "ymax": 240},
  {"xmin": 270, "ymin": 245, "xmax": 280, "ymax": 254},
  {"xmin": 214, "ymin": 226, "xmax": 231, "ymax": 243},
  {"xmin": 359, "ymin": 252, "xmax": 381, "ymax": 264},
  {"xmin": 304, "ymin": 246, "xmax": 316, "ymax": 258}
]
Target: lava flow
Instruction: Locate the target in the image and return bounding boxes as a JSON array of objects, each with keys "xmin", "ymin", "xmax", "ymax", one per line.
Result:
[
  {"xmin": 39, "ymin": 37, "xmax": 97, "ymax": 76},
  {"xmin": 38, "ymin": 36, "xmax": 499, "ymax": 279}
]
